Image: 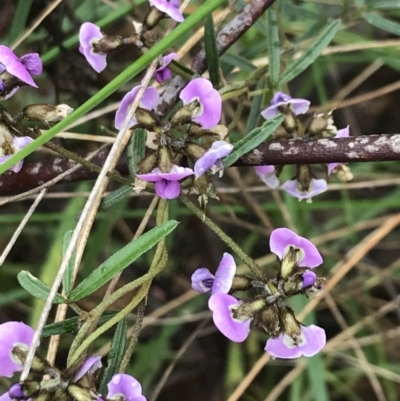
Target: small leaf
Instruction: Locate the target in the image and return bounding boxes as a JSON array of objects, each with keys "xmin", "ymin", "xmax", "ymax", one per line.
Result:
[
  {"xmin": 363, "ymin": 12, "xmax": 400, "ymax": 36},
  {"xmin": 279, "ymin": 19, "xmax": 341, "ymax": 85},
  {"xmin": 127, "ymin": 128, "xmax": 146, "ymax": 177},
  {"xmin": 99, "ymin": 318, "xmax": 128, "ymax": 396},
  {"xmin": 204, "ymin": 14, "xmax": 220, "ymax": 87},
  {"xmin": 70, "ymin": 220, "xmax": 179, "ymax": 301},
  {"xmin": 266, "ymin": 8, "xmax": 280, "ymax": 86},
  {"xmin": 223, "ymin": 114, "xmax": 284, "ymax": 168},
  {"xmin": 62, "ymin": 230, "xmax": 75, "ymax": 296},
  {"xmin": 18, "ymin": 271, "xmax": 67, "ymax": 304},
  {"xmin": 100, "ymin": 185, "xmax": 133, "ymax": 210},
  {"xmin": 42, "ymin": 311, "xmax": 118, "ymax": 337}
]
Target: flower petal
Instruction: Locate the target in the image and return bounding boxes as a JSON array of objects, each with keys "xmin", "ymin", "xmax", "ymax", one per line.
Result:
[
  {"xmin": 155, "ymin": 180, "xmax": 181, "ymax": 199},
  {"xmin": 194, "ymin": 141, "xmax": 233, "ymax": 178},
  {"xmin": 208, "ymin": 293, "xmax": 251, "ymax": 342},
  {"xmin": 212, "ymin": 253, "xmax": 236, "ymax": 294},
  {"xmin": 149, "ymin": 0, "xmax": 184, "ymax": 22},
  {"xmin": 75, "ymin": 356, "xmax": 102, "ymax": 381},
  {"xmin": 107, "ymin": 373, "xmax": 146, "ymax": 401},
  {"xmin": 269, "ymin": 228, "xmax": 322, "ymax": 268},
  {"xmin": 191, "ymin": 268, "xmax": 215, "ymax": 293},
  {"xmin": 20, "ymin": 53, "xmax": 43, "ymax": 76}
]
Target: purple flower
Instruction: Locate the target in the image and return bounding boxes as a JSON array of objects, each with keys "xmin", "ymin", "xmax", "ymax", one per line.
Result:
[
  {"xmin": 0, "ymin": 45, "xmax": 38, "ymax": 88},
  {"xmin": 265, "ymin": 324, "xmax": 326, "ymax": 359},
  {"xmin": 254, "ymin": 165, "xmax": 279, "ymax": 189},
  {"xmin": 270, "ymin": 227, "xmax": 323, "ymax": 269},
  {"xmin": 209, "ymin": 293, "xmax": 251, "ymax": 342},
  {"xmin": 282, "ymin": 178, "xmax": 327, "ymax": 201},
  {"xmin": 115, "ymin": 86, "xmax": 159, "ymax": 130},
  {"xmin": 136, "ymin": 165, "xmax": 194, "ymax": 199},
  {"xmin": 0, "ymin": 136, "xmax": 33, "ymax": 173},
  {"xmin": 191, "ymin": 252, "xmax": 236, "ymax": 294},
  {"xmin": 0, "ymin": 392, "xmax": 13, "ymax": 401},
  {"xmin": 79, "ymin": 22, "xmax": 107, "ymax": 73},
  {"xmin": 179, "ymin": 78, "xmax": 222, "ymax": 129},
  {"xmin": 149, "ymin": 0, "xmax": 184, "ymax": 22},
  {"xmin": 261, "ymin": 92, "xmax": 310, "ymax": 120},
  {"xmin": 302, "ymin": 271, "xmax": 317, "ymax": 288},
  {"xmin": 0, "ymin": 321, "xmax": 35, "ymax": 377},
  {"xmin": 328, "ymin": 125, "xmax": 350, "ymax": 173},
  {"xmin": 75, "ymin": 356, "xmax": 102, "ymax": 381},
  {"xmin": 20, "ymin": 53, "xmax": 43, "ymax": 76},
  {"xmin": 107, "ymin": 373, "xmax": 146, "ymax": 401},
  {"xmin": 194, "ymin": 141, "xmax": 233, "ymax": 179},
  {"xmin": 153, "ymin": 53, "xmax": 178, "ymax": 83}
]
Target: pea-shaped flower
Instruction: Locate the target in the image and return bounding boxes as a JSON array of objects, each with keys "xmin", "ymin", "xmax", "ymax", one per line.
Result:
[
  {"xmin": 282, "ymin": 177, "xmax": 327, "ymax": 201},
  {"xmin": 106, "ymin": 373, "xmax": 146, "ymax": 401},
  {"xmin": 179, "ymin": 78, "xmax": 222, "ymax": 129},
  {"xmin": 153, "ymin": 53, "xmax": 178, "ymax": 83},
  {"xmin": 149, "ymin": 0, "xmax": 184, "ymax": 22},
  {"xmin": 254, "ymin": 165, "xmax": 279, "ymax": 189},
  {"xmin": 261, "ymin": 92, "xmax": 310, "ymax": 120},
  {"xmin": 0, "ymin": 136, "xmax": 34, "ymax": 173}
]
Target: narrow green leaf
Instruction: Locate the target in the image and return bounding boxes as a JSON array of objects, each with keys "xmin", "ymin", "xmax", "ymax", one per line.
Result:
[
  {"xmin": 223, "ymin": 114, "xmax": 284, "ymax": 168},
  {"xmin": 266, "ymin": 8, "xmax": 280, "ymax": 86},
  {"xmin": 6, "ymin": 0, "xmax": 34, "ymax": 46},
  {"xmin": 367, "ymin": 0, "xmax": 400, "ymax": 10},
  {"xmin": 18, "ymin": 271, "xmax": 67, "ymax": 304},
  {"xmin": 99, "ymin": 318, "xmax": 128, "ymax": 395},
  {"xmin": 246, "ymin": 78, "xmax": 267, "ymax": 133},
  {"xmin": 221, "ymin": 53, "xmax": 256, "ymax": 72},
  {"xmin": 42, "ymin": 311, "xmax": 118, "ymax": 337},
  {"xmin": 279, "ymin": 19, "xmax": 341, "ymax": 85},
  {"xmin": 62, "ymin": 230, "xmax": 75, "ymax": 296},
  {"xmin": 363, "ymin": 12, "xmax": 400, "ymax": 36},
  {"xmin": 100, "ymin": 186, "xmax": 133, "ymax": 210},
  {"xmin": 127, "ymin": 128, "xmax": 146, "ymax": 177},
  {"xmin": 204, "ymin": 14, "xmax": 220, "ymax": 87},
  {"xmin": 70, "ymin": 220, "xmax": 179, "ymax": 301}
]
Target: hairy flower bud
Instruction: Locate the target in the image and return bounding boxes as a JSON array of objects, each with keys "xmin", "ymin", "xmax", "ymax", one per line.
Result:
[
  {"xmin": 278, "ymin": 104, "xmax": 298, "ymax": 134},
  {"xmin": 136, "ymin": 151, "xmax": 158, "ymax": 174},
  {"xmin": 158, "ymin": 146, "xmax": 174, "ymax": 173},
  {"xmin": 144, "ymin": 7, "xmax": 165, "ymax": 30},
  {"xmin": 232, "ymin": 298, "xmax": 267, "ymax": 320},
  {"xmin": 169, "ymin": 100, "xmax": 200, "ymax": 127},
  {"xmin": 307, "ymin": 111, "xmax": 336, "ymax": 136},
  {"xmin": 21, "ymin": 104, "xmax": 73, "ymax": 123},
  {"xmin": 258, "ymin": 304, "xmax": 281, "ymax": 337},
  {"xmin": 134, "ymin": 107, "xmax": 161, "ymax": 132},
  {"xmin": 231, "ymin": 275, "xmax": 253, "ymax": 292},
  {"xmin": 67, "ymin": 384, "xmax": 97, "ymax": 401},
  {"xmin": 184, "ymin": 142, "xmax": 206, "ymax": 160}
]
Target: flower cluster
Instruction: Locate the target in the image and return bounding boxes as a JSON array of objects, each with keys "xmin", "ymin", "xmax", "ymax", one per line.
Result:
[
  {"xmin": 256, "ymin": 92, "xmax": 352, "ymax": 202},
  {"xmin": 191, "ymin": 228, "xmax": 326, "ymax": 359},
  {"xmin": 0, "ymin": 321, "xmax": 146, "ymax": 401}
]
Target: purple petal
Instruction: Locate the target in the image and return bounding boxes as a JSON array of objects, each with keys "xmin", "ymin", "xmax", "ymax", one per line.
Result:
[
  {"xmin": 79, "ymin": 22, "xmax": 107, "ymax": 73},
  {"xmin": 208, "ymin": 293, "xmax": 251, "ymax": 342},
  {"xmin": 20, "ymin": 53, "xmax": 43, "ymax": 76},
  {"xmin": 0, "ymin": 136, "xmax": 33, "ymax": 174},
  {"xmin": 179, "ymin": 78, "xmax": 222, "ymax": 129},
  {"xmin": 191, "ymin": 268, "xmax": 215, "ymax": 293},
  {"xmin": 334, "ymin": 125, "xmax": 350, "ymax": 139},
  {"xmin": 194, "ymin": 141, "xmax": 233, "ymax": 178},
  {"xmin": 327, "ymin": 162, "xmax": 339, "ymax": 174},
  {"xmin": 149, "ymin": 0, "xmax": 184, "ymax": 22},
  {"xmin": 302, "ymin": 271, "xmax": 317, "ymax": 288},
  {"xmin": 8, "ymin": 384, "xmax": 25, "ymax": 399},
  {"xmin": 282, "ymin": 178, "xmax": 327, "ymax": 200},
  {"xmin": 155, "ymin": 180, "xmax": 181, "ymax": 199},
  {"xmin": 115, "ymin": 86, "xmax": 159, "ymax": 130},
  {"xmin": 0, "ymin": 45, "xmax": 19, "ymax": 66},
  {"xmin": 261, "ymin": 91, "xmax": 310, "ymax": 120},
  {"xmin": 212, "ymin": 253, "xmax": 236, "ymax": 294},
  {"xmin": 254, "ymin": 165, "xmax": 279, "ymax": 189},
  {"xmin": 137, "ymin": 166, "xmax": 194, "ymax": 182},
  {"xmin": 265, "ymin": 325, "xmax": 326, "ymax": 359},
  {"xmin": 107, "ymin": 373, "xmax": 146, "ymax": 401},
  {"xmin": 75, "ymin": 356, "xmax": 102, "ymax": 381},
  {"xmin": 0, "ymin": 321, "xmax": 34, "ymax": 377},
  {"xmin": 153, "ymin": 53, "xmax": 178, "ymax": 83},
  {"xmin": 0, "ymin": 393, "xmax": 13, "ymax": 401},
  {"xmin": 6, "ymin": 60, "xmax": 37, "ymax": 87},
  {"xmin": 269, "ymin": 228, "xmax": 323, "ymax": 268}
]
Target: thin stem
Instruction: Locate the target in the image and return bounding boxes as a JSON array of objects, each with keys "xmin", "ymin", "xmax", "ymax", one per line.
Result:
[{"xmin": 180, "ymin": 195, "xmax": 264, "ymax": 279}]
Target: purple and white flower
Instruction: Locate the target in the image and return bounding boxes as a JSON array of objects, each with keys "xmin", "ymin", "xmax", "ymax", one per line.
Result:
[
  {"xmin": 208, "ymin": 293, "xmax": 251, "ymax": 342},
  {"xmin": 254, "ymin": 165, "xmax": 279, "ymax": 189},
  {"xmin": 0, "ymin": 136, "xmax": 33, "ymax": 173},
  {"xmin": 149, "ymin": 0, "xmax": 184, "ymax": 23},
  {"xmin": 136, "ymin": 165, "xmax": 194, "ymax": 199},
  {"xmin": 179, "ymin": 78, "xmax": 222, "ymax": 129},
  {"xmin": 270, "ymin": 227, "xmax": 323, "ymax": 269},
  {"xmin": 106, "ymin": 373, "xmax": 146, "ymax": 401},
  {"xmin": 115, "ymin": 86, "xmax": 159, "ymax": 130},
  {"xmin": 265, "ymin": 324, "xmax": 326, "ymax": 359},
  {"xmin": 191, "ymin": 252, "xmax": 236, "ymax": 294},
  {"xmin": 282, "ymin": 178, "xmax": 327, "ymax": 201},
  {"xmin": 261, "ymin": 92, "xmax": 310, "ymax": 120},
  {"xmin": 194, "ymin": 141, "xmax": 233, "ymax": 179},
  {"xmin": 301, "ymin": 271, "xmax": 317, "ymax": 288},
  {"xmin": 0, "ymin": 321, "xmax": 34, "ymax": 377},
  {"xmin": 0, "ymin": 45, "xmax": 40, "ymax": 88},
  {"xmin": 153, "ymin": 53, "xmax": 178, "ymax": 83},
  {"xmin": 74, "ymin": 356, "xmax": 102, "ymax": 381},
  {"xmin": 79, "ymin": 22, "xmax": 108, "ymax": 73},
  {"xmin": 328, "ymin": 125, "xmax": 350, "ymax": 174}
]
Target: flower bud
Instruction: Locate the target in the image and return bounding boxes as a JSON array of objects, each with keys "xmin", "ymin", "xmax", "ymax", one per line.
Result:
[
  {"xmin": 144, "ymin": 7, "xmax": 165, "ymax": 31},
  {"xmin": 11, "ymin": 346, "xmax": 50, "ymax": 374},
  {"xmin": 136, "ymin": 151, "xmax": 158, "ymax": 174},
  {"xmin": 22, "ymin": 104, "xmax": 73, "ymax": 123},
  {"xmin": 158, "ymin": 146, "xmax": 173, "ymax": 173},
  {"xmin": 232, "ymin": 298, "xmax": 267, "ymax": 320},
  {"xmin": 169, "ymin": 100, "xmax": 200, "ymax": 127},
  {"xmin": 336, "ymin": 164, "xmax": 353, "ymax": 182},
  {"xmin": 258, "ymin": 304, "xmax": 281, "ymax": 337},
  {"xmin": 278, "ymin": 104, "xmax": 298, "ymax": 134},
  {"xmin": 297, "ymin": 164, "xmax": 312, "ymax": 192},
  {"xmin": 67, "ymin": 385, "xmax": 97, "ymax": 401},
  {"xmin": 9, "ymin": 382, "xmax": 39, "ymax": 399},
  {"xmin": 279, "ymin": 308, "xmax": 303, "ymax": 344},
  {"xmin": 184, "ymin": 142, "xmax": 206, "ymax": 160},
  {"xmin": 92, "ymin": 34, "xmax": 125, "ymax": 54},
  {"xmin": 231, "ymin": 275, "xmax": 253, "ymax": 292},
  {"xmin": 134, "ymin": 107, "xmax": 161, "ymax": 133},
  {"xmin": 307, "ymin": 111, "xmax": 336, "ymax": 136}
]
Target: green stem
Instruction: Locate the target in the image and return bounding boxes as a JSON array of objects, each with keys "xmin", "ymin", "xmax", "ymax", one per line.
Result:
[
  {"xmin": 180, "ymin": 196, "xmax": 264, "ymax": 279},
  {"xmin": 0, "ymin": 0, "xmax": 226, "ymax": 174}
]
